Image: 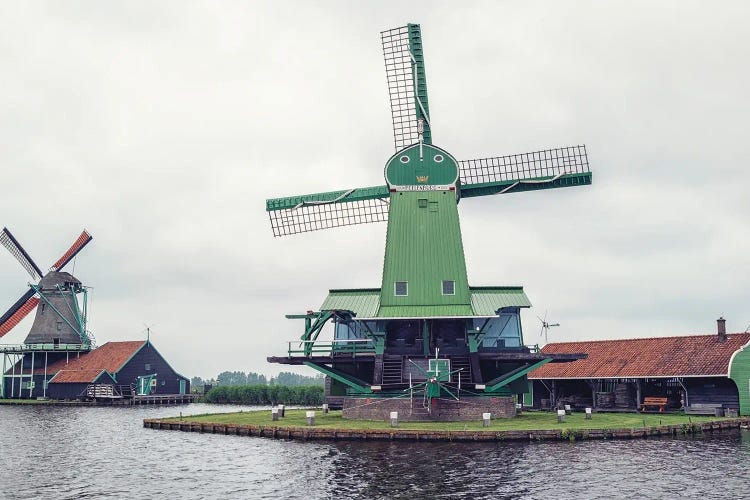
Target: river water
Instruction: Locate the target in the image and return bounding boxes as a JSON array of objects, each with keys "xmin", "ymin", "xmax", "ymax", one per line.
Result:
[{"xmin": 0, "ymin": 403, "xmax": 749, "ymax": 499}]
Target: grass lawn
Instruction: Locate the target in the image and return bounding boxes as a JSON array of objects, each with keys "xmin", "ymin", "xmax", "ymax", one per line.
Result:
[
  {"xmin": 160, "ymin": 409, "xmax": 723, "ymax": 432},
  {"xmin": 0, "ymin": 399, "xmax": 51, "ymax": 405}
]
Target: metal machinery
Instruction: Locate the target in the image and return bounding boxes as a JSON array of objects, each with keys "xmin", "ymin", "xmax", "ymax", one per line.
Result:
[
  {"xmin": 265, "ymin": 24, "xmax": 591, "ymax": 418},
  {"xmin": 0, "ymin": 227, "xmax": 94, "ymax": 398}
]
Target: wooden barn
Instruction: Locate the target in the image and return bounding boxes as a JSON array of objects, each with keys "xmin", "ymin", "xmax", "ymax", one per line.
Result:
[
  {"xmin": 2, "ymin": 340, "xmax": 190, "ymax": 400},
  {"xmin": 528, "ymin": 319, "xmax": 750, "ymax": 416}
]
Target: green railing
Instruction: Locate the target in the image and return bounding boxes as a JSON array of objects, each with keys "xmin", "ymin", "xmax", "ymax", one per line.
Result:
[
  {"xmin": 0, "ymin": 343, "xmax": 91, "ymax": 354},
  {"xmin": 287, "ymin": 339, "xmax": 376, "ymax": 357}
]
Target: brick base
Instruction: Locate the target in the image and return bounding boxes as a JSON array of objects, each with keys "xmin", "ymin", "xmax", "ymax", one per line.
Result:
[{"xmin": 342, "ymin": 396, "xmax": 515, "ymax": 421}]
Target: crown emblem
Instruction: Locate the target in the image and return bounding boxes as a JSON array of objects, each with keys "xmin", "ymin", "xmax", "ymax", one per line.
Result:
[{"xmin": 416, "ymin": 175, "xmax": 429, "ymax": 183}]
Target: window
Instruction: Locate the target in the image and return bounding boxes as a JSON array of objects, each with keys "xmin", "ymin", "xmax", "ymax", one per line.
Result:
[
  {"xmin": 161, "ymin": 379, "xmax": 166, "ymax": 386},
  {"xmin": 145, "ymin": 363, "xmax": 151, "ymax": 371},
  {"xmin": 418, "ymin": 199, "xmax": 428, "ymax": 208},
  {"xmin": 394, "ymin": 281, "xmax": 408, "ymax": 296},
  {"xmin": 429, "ymin": 201, "xmax": 438, "ymax": 212},
  {"xmin": 442, "ymin": 280, "xmax": 455, "ymax": 295},
  {"xmin": 56, "ymin": 321, "xmax": 62, "ymax": 331},
  {"xmin": 40, "ymin": 303, "xmax": 45, "ymax": 314}
]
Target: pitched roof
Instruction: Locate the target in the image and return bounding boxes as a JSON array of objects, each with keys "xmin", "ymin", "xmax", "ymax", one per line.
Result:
[
  {"xmin": 25, "ymin": 340, "xmax": 146, "ymax": 375},
  {"xmin": 529, "ymin": 333, "xmax": 750, "ymax": 379},
  {"xmin": 319, "ymin": 286, "xmax": 530, "ymax": 319},
  {"xmin": 48, "ymin": 369, "xmax": 109, "ymax": 384}
]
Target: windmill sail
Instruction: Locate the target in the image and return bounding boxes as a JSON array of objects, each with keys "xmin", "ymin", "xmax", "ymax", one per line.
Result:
[
  {"xmin": 459, "ymin": 145, "xmax": 591, "ymax": 198},
  {"xmin": 1, "ymin": 228, "xmax": 43, "ymax": 281},
  {"xmin": 267, "ymin": 185, "xmax": 390, "ymax": 237},
  {"xmin": 50, "ymin": 230, "xmax": 93, "ymax": 272},
  {"xmin": 381, "ymin": 24, "xmax": 431, "ymax": 150},
  {"xmin": 0, "ymin": 289, "xmax": 39, "ymax": 337}
]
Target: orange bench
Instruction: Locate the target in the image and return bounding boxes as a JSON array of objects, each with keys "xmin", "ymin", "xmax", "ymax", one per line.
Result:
[{"xmin": 640, "ymin": 397, "xmax": 668, "ymax": 412}]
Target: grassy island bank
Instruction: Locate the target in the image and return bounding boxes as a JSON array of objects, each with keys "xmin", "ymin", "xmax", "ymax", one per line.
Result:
[{"xmin": 144, "ymin": 409, "xmax": 750, "ymax": 442}]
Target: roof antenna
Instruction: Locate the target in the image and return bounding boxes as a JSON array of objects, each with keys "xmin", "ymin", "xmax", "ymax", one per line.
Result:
[
  {"xmin": 537, "ymin": 310, "xmax": 560, "ymax": 345},
  {"xmin": 143, "ymin": 323, "xmax": 155, "ymax": 343}
]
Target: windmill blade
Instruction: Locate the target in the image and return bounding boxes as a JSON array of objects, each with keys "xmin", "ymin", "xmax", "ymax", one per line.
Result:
[
  {"xmin": 50, "ymin": 230, "xmax": 93, "ymax": 272},
  {"xmin": 459, "ymin": 145, "xmax": 592, "ymax": 198},
  {"xmin": 0, "ymin": 289, "xmax": 39, "ymax": 337},
  {"xmin": 266, "ymin": 185, "xmax": 390, "ymax": 237},
  {"xmin": 381, "ymin": 24, "xmax": 431, "ymax": 151},
  {"xmin": 1, "ymin": 228, "xmax": 43, "ymax": 281}
]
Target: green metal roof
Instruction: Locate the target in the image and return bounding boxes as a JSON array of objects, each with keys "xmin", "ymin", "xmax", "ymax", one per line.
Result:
[
  {"xmin": 320, "ymin": 289, "xmax": 380, "ymax": 317},
  {"xmin": 470, "ymin": 286, "xmax": 532, "ymax": 315},
  {"xmin": 319, "ymin": 286, "xmax": 530, "ymax": 318}
]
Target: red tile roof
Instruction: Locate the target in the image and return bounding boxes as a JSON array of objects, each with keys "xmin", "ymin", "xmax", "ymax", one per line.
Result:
[
  {"xmin": 49, "ymin": 369, "xmax": 108, "ymax": 384},
  {"xmin": 26, "ymin": 340, "xmax": 146, "ymax": 375},
  {"xmin": 530, "ymin": 333, "xmax": 750, "ymax": 379}
]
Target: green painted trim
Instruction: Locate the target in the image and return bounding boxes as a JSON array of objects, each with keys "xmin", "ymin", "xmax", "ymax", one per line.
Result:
[
  {"xmin": 115, "ymin": 340, "xmax": 149, "ymax": 373},
  {"xmin": 485, "ymin": 359, "xmax": 552, "ymax": 393},
  {"xmin": 460, "ymin": 172, "xmax": 592, "ymax": 199},
  {"xmin": 303, "ymin": 362, "xmax": 371, "ymax": 394},
  {"xmin": 266, "ymin": 185, "xmax": 390, "ymax": 212},
  {"xmin": 407, "ymin": 23, "xmax": 431, "ymax": 144}
]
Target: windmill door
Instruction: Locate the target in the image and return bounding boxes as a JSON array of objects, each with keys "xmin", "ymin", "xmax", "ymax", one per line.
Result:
[{"xmin": 179, "ymin": 380, "xmax": 186, "ymax": 395}]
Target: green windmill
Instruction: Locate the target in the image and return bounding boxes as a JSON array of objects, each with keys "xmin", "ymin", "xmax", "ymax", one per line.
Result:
[{"xmin": 266, "ymin": 24, "xmax": 590, "ymax": 420}]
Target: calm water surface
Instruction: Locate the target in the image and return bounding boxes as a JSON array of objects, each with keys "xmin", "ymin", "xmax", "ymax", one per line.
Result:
[{"xmin": 0, "ymin": 403, "xmax": 749, "ymax": 499}]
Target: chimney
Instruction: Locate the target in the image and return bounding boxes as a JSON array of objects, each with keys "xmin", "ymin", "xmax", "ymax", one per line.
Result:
[{"xmin": 717, "ymin": 317, "xmax": 727, "ymax": 343}]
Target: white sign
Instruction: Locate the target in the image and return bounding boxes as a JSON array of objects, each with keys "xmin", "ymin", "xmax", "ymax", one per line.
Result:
[{"xmin": 390, "ymin": 184, "xmax": 453, "ymax": 192}]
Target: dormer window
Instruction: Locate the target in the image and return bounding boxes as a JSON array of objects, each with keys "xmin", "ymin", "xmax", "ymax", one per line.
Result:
[
  {"xmin": 394, "ymin": 281, "xmax": 408, "ymax": 296},
  {"xmin": 442, "ymin": 280, "xmax": 455, "ymax": 295}
]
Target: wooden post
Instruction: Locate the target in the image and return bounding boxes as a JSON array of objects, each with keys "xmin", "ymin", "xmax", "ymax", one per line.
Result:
[
  {"xmin": 322, "ymin": 403, "xmax": 329, "ymax": 414},
  {"xmin": 551, "ymin": 380, "xmax": 556, "ymax": 409},
  {"xmin": 272, "ymin": 407, "xmax": 279, "ymax": 421},
  {"xmin": 390, "ymin": 411, "xmax": 398, "ymax": 427},
  {"xmin": 279, "ymin": 404, "xmax": 285, "ymax": 417},
  {"xmin": 557, "ymin": 409, "xmax": 566, "ymax": 423},
  {"xmin": 585, "ymin": 407, "xmax": 592, "ymax": 420},
  {"xmin": 482, "ymin": 412, "xmax": 491, "ymax": 427},
  {"xmin": 636, "ymin": 379, "xmax": 642, "ymax": 411},
  {"xmin": 306, "ymin": 410, "xmax": 315, "ymax": 426}
]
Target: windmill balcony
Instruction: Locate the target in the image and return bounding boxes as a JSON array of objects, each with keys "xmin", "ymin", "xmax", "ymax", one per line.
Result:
[
  {"xmin": 286, "ymin": 339, "xmax": 376, "ymax": 357},
  {"xmin": 0, "ymin": 343, "xmax": 91, "ymax": 354}
]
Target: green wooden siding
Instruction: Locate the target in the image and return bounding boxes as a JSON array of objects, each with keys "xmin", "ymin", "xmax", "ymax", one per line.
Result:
[
  {"xmin": 380, "ymin": 191, "xmax": 470, "ymax": 309},
  {"xmin": 729, "ymin": 341, "xmax": 750, "ymax": 416}
]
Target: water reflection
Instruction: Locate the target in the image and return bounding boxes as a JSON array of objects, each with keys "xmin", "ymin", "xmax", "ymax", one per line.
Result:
[{"xmin": 0, "ymin": 404, "xmax": 749, "ymax": 499}]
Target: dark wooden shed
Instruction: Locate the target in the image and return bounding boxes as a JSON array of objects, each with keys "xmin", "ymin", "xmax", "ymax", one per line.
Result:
[{"xmin": 528, "ymin": 330, "xmax": 750, "ymax": 415}]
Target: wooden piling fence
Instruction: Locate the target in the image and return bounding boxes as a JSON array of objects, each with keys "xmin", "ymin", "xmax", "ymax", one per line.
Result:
[{"xmin": 143, "ymin": 417, "xmax": 750, "ymax": 442}]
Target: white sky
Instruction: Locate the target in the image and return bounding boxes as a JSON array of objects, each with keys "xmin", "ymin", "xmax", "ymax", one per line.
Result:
[{"xmin": 1, "ymin": 1, "xmax": 748, "ymax": 379}]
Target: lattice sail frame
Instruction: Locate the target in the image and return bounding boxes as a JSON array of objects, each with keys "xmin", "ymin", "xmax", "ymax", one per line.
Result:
[
  {"xmin": 459, "ymin": 145, "xmax": 590, "ymax": 187},
  {"xmin": 269, "ymin": 198, "xmax": 389, "ymax": 237},
  {"xmin": 1, "ymin": 228, "xmax": 43, "ymax": 281},
  {"xmin": 381, "ymin": 24, "xmax": 431, "ymax": 151}
]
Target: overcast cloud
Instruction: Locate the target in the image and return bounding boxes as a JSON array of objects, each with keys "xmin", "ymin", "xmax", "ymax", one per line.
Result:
[{"xmin": 1, "ymin": 1, "xmax": 748, "ymax": 379}]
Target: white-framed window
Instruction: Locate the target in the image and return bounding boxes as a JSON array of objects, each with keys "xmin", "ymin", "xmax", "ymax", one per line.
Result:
[
  {"xmin": 145, "ymin": 363, "xmax": 151, "ymax": 371},
  {"xmin": 394, "ymin": 281, "xmax": 408, "ymax": 296},
  {"xmin": 442, "ymin": 280, "xmax": 455, "ymax": 295}
]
